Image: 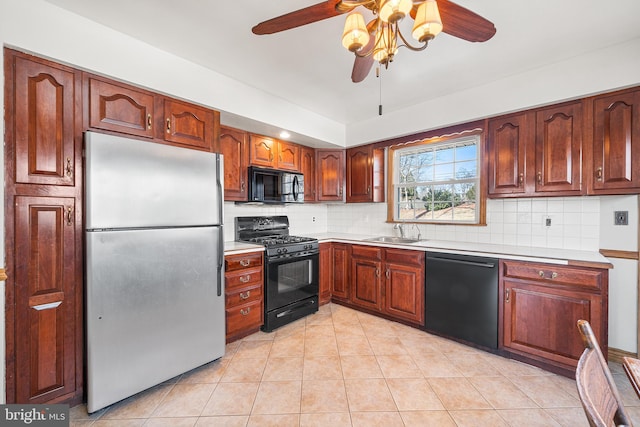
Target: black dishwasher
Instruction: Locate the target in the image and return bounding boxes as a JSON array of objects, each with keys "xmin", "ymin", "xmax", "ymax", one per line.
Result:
[{"xmin": 425, "ymin": 252, "xmax": 499, "ymax": 349}]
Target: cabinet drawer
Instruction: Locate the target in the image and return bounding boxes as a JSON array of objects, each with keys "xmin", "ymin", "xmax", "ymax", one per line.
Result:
[
  {"xmin": 226, "ymin": 301, "xmax": 262, "ymax": 336},
  {"xmin": 225, "ymin": 252, "xmax": 263, "ymax": 272},
  {"xmin": 351, "ymin": 245, "xmax": 382, "ymax": 260},
  {"xmin": 226, "ymin": 283, "xmax": 263, "ymax": 307},
  {"xmin": 225, "ymin": 266, "xmax": 263, "ymax": 290},
  {"xmin": 385, "ymin": 248, "xmax": 424, "ymax": 266},
  {"xmin": 502, "ymin": 261, "xmax": 603, "ymax": 291}
]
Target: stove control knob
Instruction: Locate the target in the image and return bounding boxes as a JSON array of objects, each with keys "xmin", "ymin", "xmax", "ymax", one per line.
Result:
[
  {"xmin": 277, "ymin": 248, "xmax": 282, "ymax": 254},
  {"xmin": 283, "ymin": 248, "xmax": 288, "ymax": 253}
]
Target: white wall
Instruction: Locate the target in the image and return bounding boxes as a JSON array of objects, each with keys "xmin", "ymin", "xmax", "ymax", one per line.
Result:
[{"xmin": 600, "ymin": 195, "xmax": 639, "ymax": 353}]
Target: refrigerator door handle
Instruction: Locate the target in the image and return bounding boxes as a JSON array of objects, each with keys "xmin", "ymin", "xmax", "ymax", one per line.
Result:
[{"xmin": 216, "ymin": 155, "xmax": 224, "ymax": 297}]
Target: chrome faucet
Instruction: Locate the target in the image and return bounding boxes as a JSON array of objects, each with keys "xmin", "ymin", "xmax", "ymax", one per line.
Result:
[{"xmin": 394, "ymin": 223, "xmax": 406, "ymax": 238}]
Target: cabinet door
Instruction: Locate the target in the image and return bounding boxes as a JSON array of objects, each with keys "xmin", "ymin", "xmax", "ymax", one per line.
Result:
[
  {"xmin": 350, "ymin": 246, "xmax": 383, "ymax": 311},
  {"xmin": 218, "ymin": 126, "xmax": 248, "ymax": 201},
  {"xmin": 487, "ymin": 113, "xmax": 532, "ymax": 196},
  {"xmin": 277, "ymin": 140, "xmax": 300, "ymax": 171},
  {"xmin": 249, "ymin": 134, "xmax": 277, "ymax": 168},
  {"xmin": 318, "ymin": 243, "xmax": 332, "ymax": 305},
  {"xmin": 14, "ymin": 196, "xmax": 79, "ymax": 403},
  {"xmin": 14, "ymin": 56, "xmax": 78, "ymax": 186},
  {"xmin": 346, "ymin": 146, "xmax": 373, "ymax": 202},
  {"xmin": 332, "ymin": 243, "xmax": 350, "ymax": 301},
  {"xmin": 87, "ymin": 76, "xmax": 155, "ymax": 139},
  {"xmin": 503, "ymin": 280, "xmax": 603, "ymax": 369},
  {"xmin": 316, "ymin": 150, "xmax": 345, "ymax": 201},
  {"xmin": 383, "ymin": 249, "xmax": 425, "ymax": 325},
  {"xmin": 300, "ymin": 146, "xmax": 316, "ymax": 201},
  {"xmin": 535, "ymin": 102, "xmax": 582, "ymax": 194},
  {"xmin": 592, "ymin": 89, "xmax": 640, "ymax": 192},
  {"xmin": 161, "ymin": 99, "xmax": 216, "ymax": 151}
]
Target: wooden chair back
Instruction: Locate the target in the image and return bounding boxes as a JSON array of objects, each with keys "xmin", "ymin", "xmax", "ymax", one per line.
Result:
[{"xmin": 576, "ymin": 319, "xmax": 633, "ymax": 427}]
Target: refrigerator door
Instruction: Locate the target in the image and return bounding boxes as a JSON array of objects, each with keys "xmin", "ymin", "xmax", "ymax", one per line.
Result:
[
  {"xmin": 86, "ymin": 226, "xmax": 225, "ymax": 413},
  {"xmin": 85, "ymin": 131, "xmax": 223, "ymax": 230}
]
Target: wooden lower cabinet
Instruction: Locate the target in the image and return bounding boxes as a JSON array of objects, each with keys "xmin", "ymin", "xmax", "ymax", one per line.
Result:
[
  {"xmin": 224, "ymin": 251, "xmax": 264, "ymax": 343},
  {"xmin": 501, "ymin": 260, "xmax": 608, "ymax": 375},
  {"xmin": 348, "ymin": 245, "xmax": 425, "ymax": 327}
]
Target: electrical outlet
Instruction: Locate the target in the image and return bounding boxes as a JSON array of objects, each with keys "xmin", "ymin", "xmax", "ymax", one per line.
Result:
[
  {"xmin": 312, "ymin": 216, "xmax": 316, "ymax": 222},
  {"xmin": 544, "ymin": 216, "xmax": 551, "ymax": 227},
  {"xmin": 614, "ymin": 211, "xmax": 628, "ymax": 225}
]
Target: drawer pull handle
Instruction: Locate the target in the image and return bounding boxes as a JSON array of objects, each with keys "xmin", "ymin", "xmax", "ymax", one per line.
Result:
[
  {"xmin": 147, "ymin": 113, "xmax": 152, "ymax": 130},
  {"xmin": 240, "ymin": 308, "xmax": 251, "ymax": 316},
  {"xmin": 239, "ymin": 259, "xmax": 250, "ymax": 267},
  {"xmin": 239, "ymin": 291, "xmax": 251, "ymax": 300},
  {"xmin": 239, "ymin": 275, "xmax": 250, "ymax": 283},
  {"xmin": 539, "ymin": 270, "xmax": 558, "ymax": 280},
  {"xmin": 596, "ymin": 167, "xmax": 603, "ymax": 181},
  {"xmin": 65, "ymin": 206, "xmax": 73, "ymax": 226},
  {"xmin": 518, "ymin": 173, "xmax": 524, "ymax": 186},
  {"xmin": 537, "ymin": 172, "xmax": 542, "ymax": 184},
  {"xmin": 166, "ymin": 117, "xmax": 171, "ymax": 133},
  {"xmin": 505, "ymin": 288, "xmax": 510, "ymax": 303}
]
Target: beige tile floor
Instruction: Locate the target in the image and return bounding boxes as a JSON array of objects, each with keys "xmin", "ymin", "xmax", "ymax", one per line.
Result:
[{"xmin": 71, "ymin": 303, "xmax": 640, "ymax": 426}]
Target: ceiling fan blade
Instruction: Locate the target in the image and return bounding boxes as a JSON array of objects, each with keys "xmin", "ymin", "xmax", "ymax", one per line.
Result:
[
  {"xmin": 252, "ymin": 0, "xmax": 349, "ymax": 35},
  {"xmin": 411, "ymin": 0, "xmax": 496, "ymax": 43},
  {"xmin": 351, "ymin": 20, "xmax": 377, "ymax": 83}
]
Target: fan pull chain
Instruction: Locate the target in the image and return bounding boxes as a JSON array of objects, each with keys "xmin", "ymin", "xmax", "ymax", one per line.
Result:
[{"xmin": 377, "ymin": 66, "xmax": 383, "ymax": 116}]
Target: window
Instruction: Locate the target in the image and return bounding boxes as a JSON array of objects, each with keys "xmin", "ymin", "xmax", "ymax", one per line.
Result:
[{"xmin": 389, "ymin": 133, "xmax": 484, "ymax": 224}]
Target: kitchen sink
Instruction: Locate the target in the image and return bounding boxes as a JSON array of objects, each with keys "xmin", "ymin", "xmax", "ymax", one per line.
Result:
[{"xmin": 364, "ymin": 236, "xmax": 421, "ymax": 244}]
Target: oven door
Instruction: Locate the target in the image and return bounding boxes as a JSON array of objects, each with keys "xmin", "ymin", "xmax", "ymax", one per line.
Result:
[{"xmin": 265, "ymin": 251, "xmax": 319, "ymax": 312}]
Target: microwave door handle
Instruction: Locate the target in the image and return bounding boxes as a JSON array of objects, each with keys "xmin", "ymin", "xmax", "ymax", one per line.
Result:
[{"xmin": 293, "ymin": 175, "xmax": 299, "ymax": 200}]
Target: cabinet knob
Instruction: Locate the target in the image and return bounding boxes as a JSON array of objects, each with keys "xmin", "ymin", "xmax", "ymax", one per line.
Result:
[
  {"xmin": 65, "ymin": 206, "xmax": 73, "ymax": 226},
  {"xmin": 505, "ymin": 288, "xmax": 510, "ymax": 303},
  {"xmin": 596, "ymin": 167, "xmax": 603, "ymax": 181},
  {"xmin": 518, "ymin": 173, "xmax": 524, "ymax": 186},
  {"xmin": 537, "ymin": 172, "xmax": 542, "ymax": 184},
  {"xmin": 367, "ymin": 186, "xmax": 371, "ymax": 194},
  {"xmin": 147, "ymin": 113, "xmax": 152, "ymax": 130},
  {"xmin": 166, "ymin": 118, "xmax": 171, "ymax": 133}
]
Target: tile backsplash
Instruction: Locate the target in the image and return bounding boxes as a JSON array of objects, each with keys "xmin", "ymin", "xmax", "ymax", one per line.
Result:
[{"xmin": 224, "ymin": 197, "xmax": 611, "ymax": 251}]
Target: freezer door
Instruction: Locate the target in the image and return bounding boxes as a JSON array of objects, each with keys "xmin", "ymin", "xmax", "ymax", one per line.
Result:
[
  {"xmin": 86, "ymin": 226, "xmax": 225, "ymax": 413},
  {"xmin": 85, "ymin": 131, "xmax": 223, "ymax": 229}
]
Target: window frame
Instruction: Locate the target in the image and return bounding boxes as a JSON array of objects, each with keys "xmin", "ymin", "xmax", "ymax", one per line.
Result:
[{"xmin": 386, "ymin": 130, "xmax": 487, "ymax": 225}]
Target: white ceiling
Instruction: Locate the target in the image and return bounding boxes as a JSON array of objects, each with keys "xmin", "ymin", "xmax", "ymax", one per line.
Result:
[{"xmin": 43, "ymin": 0, "xmax": 640, "ymax": 132}]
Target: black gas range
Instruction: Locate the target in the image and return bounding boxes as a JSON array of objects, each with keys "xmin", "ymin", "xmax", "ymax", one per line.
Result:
[{"xmin": 235, "ymin": 216, "xmax": 319, "ymax": 331}]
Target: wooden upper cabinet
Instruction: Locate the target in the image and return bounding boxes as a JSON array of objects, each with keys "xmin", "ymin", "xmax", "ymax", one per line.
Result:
[
  {"xmin": 87, "ymin": 75, "xmax": 155, "ymax": 139},
  {"xmin": 316, "ymin": 149, "xmax": 345, "ymax": 201},
  {"xmin": 346, "ymin": 146, "xmax": 384, "ymax": 203},
  {"xmin": 300, "ymin": 146, "xmax": 316, "ymax": 201},
  {"xmin": 248, "ymin": 134, "xmax": 300, "ymax": 171},
  {"xmin": 13, "ymin": 55, "xmax": 79, "ymax": 186},
  {"xmin": 14, "ymin": 196, "xmax": 79, "ymax": 404},
  {"xmin": 218, "ymin": 126, "xmax": 248, "ymax": 201},
  {"xmin": 159, "ymin": 98, "xmax": 217, "ymax": 151},
  {"xmin": 590, "ymin": 88, "xmax": 640, "ymax": 193},
  {"xmin": 249, "ymin": 134, "xmax": 277, "ymax": 168},
  {"xmin": 277, "ymin": 140, "xmax": 300, "ymax": 171},
  {"xmin": 534, "ymin": 102, "xmax": 583, "ymax": 194},
  {"xmin": 487, "ymin": 113, "xmax": 531, "ymax": 196}
]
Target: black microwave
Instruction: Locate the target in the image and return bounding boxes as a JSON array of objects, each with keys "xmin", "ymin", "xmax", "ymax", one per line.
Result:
[{"xmin": 248, "ymin": 166, "xmax": 304, "ymax": 203}]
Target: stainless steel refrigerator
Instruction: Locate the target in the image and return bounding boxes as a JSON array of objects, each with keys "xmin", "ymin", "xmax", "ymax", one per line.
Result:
[{"xmin": 84, "ymin": 131, "xmax": 225, "ymax": 413}]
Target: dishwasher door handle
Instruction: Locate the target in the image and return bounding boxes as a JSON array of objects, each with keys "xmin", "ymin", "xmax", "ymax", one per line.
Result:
[{"xmin": 428, "ymin": 256, "xmax": 495, "ymax": 269}]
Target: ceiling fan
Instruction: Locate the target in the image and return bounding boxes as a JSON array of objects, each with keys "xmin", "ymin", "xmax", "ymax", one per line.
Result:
[{"xmin": 252, "ymin": 0, "xmax": 496, "ymax": 83}]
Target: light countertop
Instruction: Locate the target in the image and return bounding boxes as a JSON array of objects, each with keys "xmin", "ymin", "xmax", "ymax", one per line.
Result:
[{"xmin": 224, "ymin": 232, "xmax": 612, "ymax": 268}]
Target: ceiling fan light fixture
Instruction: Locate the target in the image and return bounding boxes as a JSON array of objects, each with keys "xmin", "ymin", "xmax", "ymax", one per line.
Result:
[
  {"xmin": 342, "ymin": 12, "xmax": 370, "ymax": 52},
  {"xmin": 379, "ymin": 0, "xmax": 413, "ymax": 24},
  {"xmin": 373, "ymin": 24, "xmax": 397, "ymax": 64},
  {"xmin": 412, "ymin": 0, "xmax": 443, "ymax": 43}
]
